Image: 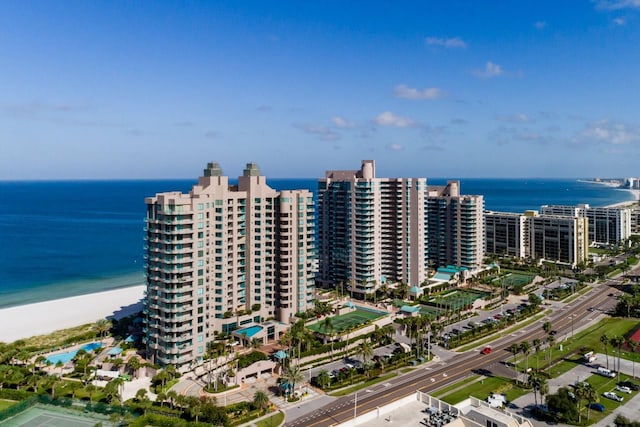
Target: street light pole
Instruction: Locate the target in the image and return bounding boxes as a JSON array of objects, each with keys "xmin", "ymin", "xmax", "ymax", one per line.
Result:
[
  {"xmin": 354, "ymin": 391, "xmax": 357, "ymax": 419},
  {"xmin": 571, "ymin": 314, "xmax": 575, "ymax": 338}
]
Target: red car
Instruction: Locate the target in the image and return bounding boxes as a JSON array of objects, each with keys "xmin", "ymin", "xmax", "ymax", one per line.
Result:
[{"xmin": 481, "ymin": 346, "xmax": 492, "ymax": 355}]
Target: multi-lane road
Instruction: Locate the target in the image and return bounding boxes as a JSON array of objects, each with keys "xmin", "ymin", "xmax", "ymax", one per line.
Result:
[{"xmin": 285, "ymin": 281, "xmax": 621, "ymax": 427}]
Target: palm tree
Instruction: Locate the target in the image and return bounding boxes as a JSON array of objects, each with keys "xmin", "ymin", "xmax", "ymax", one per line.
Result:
[
  {"xmin": 358, "ymin": 339, "xmax": 374, "ymax": 376},
  {"xmin": 575, "ymin": 381, "xmax": 587, "ymax": 424},
  {"xmin": 316, "ymin": 370, "xmax": 331, "ymax": 389},
  {"xmin": 510, "ymin": 343, "xmax": 520, "ymax": 382},
  {"xmin": 628, "ymin": 339, "xmax": 638, "ymax": 379},
  {"xmin": 584, "ymin": 384, "xmax": 598, "ymax": 422},
  {"xmin": 542, "ymin": 321, "xmax": 552, "ymax": 335},
  {"xmin": 185, "ymin": 395, "xmax": 203, "ymax": 423},
  {"xmin": 547, "ymin": 335, "xmax": 555, "ymax": 363},
  {"xmin": 533, "ymin": 338, "xmax": 542, "ymax": 370},
  {"xmin": 94, "ymin": 319, "xmax": 111, "ymax": 342},
  {"xmin": 319, "ymin": 317, "xmax": 336, "ymax": 358},
  {"xmin": 126, "ymin": 357, "xmax": 141, "ymax": 379},
  {"xmin": 530, "ymin": 373, "xmax": 548, "ymax": 406},
  {"xmin": 252, "ymin": 390, "xmax": 270, "ymax": 411},
  {"xmin": 283, "ymin": 364, "xmax": 304, "ymax": 396},
  {"xmin": 520, "ymin": 341, "xmax": 531, "ymax": 380},
  {"xmin": 610, "ymin": 335, "xmax": 624, "ymax": 381},
  {"xmin": 601, "ymin": 333, "xmax": 610, "ymax": 370}
]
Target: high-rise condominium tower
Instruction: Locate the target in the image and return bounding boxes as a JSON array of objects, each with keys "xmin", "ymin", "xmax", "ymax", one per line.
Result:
[
  {"xmin": 427, "ymin": 181, "xmax": 485, "ymax": 269},
  {"xmin": 318, "ymin": 160, "xmax": 429, "ymax": 295},
  {"xmin": 143, "ymin": 162, "xmax": 315, "ymax": 367}
]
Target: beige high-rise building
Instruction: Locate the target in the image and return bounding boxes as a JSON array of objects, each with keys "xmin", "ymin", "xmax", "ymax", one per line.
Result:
[
  {"xmin": 143, "ymin": 162, "xmax": 315, "ymax": 367},
  {"xmin": 318, "ymin": 160, "xmax": 429, "ymax": 295}
]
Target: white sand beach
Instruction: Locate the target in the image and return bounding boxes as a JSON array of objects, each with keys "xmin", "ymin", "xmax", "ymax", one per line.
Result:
[
  {"xmin": 606, "ymin": 188, "xmax": 640, "ymax": 208},
  {"xmin": 0, "ymin": 285, "xmax": 145, "ymax": 343}
]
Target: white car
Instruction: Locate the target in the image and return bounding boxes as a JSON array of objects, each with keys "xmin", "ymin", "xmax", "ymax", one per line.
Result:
[
  {"xmin": 603, "ymin": 391, "xmax": 624, "ymax": 402},
  {"xmin": 615, "ymin": 385, "xmax": 632, "ymax": 394}
]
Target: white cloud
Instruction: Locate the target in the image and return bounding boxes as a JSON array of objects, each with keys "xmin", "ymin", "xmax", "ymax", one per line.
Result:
[
  {"xmin": 386, "ymin": 143, "xmax": 405, "ymax": 151},
  {"xmin": 425, "ymin": 36, "xmax": 467, "ymax": 48},
  {"xmin": 293, "ymin": 123, "xmax": 340, "ymax": 141},
  {"xmin": 534, "ymin": 21, "xmax": 547, "ymax": 29},
  {"xmin": 331, "ymin": 116, "xmax": 356, "ymax": 128},
  {"xmin": 373, "ymin": 111, "xmax": 416, "ymax": 128},
  {"xmin": 394, "ymin": 84, "xmax": 446, "ymax": 100},
  {"xmin": 613, "ymin": 17, "xmax": 626, "ymax": 25},
  {"xmin": 473, "ymin": 61, "xmax": 504, "ymax": 79},
  {"xmin": 495, "ymin": 113, "xmax": 531, "ymax": 123},
  {"xmin": 580, "ymin": 119, "xmax": 640, "ymax": 145},
  {"xmin": 594, "ymin": 0, "xmax": 640, "ymax": 10}
]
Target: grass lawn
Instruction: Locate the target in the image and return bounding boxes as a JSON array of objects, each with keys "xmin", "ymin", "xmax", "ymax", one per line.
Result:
[
  {"xmin": 329, "ymin": 372, "xmax": 397, "ymax": 397},
  {"xmin": 522, "ymin": 318, "xmax": 640, "ymax": 371},
  {"xmin": 545, "ymin": 357, "xmax": 583, "ymax": 378},
  {"xmin": 575, "ymin": 372, "xmax": 640, "ymax": 425},
  {"xmin": 439, "ymin": 376, "xmax": 529, "ymax": 405},
  {"xmin": 0, "ymin": 399, "xmax": 17, "ymax": 411},
  {"xmin": 432, "ymin": 375, "xmax": 480, "ymax": 398},
  {"xmin": 256, "ymin": 411, "xmax": 285, "ymax": 427}
]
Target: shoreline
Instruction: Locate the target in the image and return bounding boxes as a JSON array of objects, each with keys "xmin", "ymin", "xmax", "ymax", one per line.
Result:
[
  {"xmin": 605, "ymin": 188, "xmax": 640, "ymax": 208},
  {"xmin": 0, "ymin": 285, "xmax": 145, "ymax": 343}
]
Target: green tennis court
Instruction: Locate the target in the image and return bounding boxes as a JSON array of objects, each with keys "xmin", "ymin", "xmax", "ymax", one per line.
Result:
[
  {"xmin": 426, "ymin": 289, "xmax": 490, "ymax": 311},
  {"xmin": 309, "ymin": 307, "xmax": 387, "ymax": 333},
  {"xmin": 493, "ymin": 272, "xmax": 534, "ymax": 287}
]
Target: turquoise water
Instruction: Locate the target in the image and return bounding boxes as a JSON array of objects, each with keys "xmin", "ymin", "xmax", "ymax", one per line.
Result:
[
  {"xmin": 46, "ymin": 342, "xmax": 102, "ymax": 364},
  {"xmin": 235, "ymin": 325, "xmax": 263, "ymax": 338},
  {"xmin": 0, "ymin": 178, "xmax": 634, "ymax": 308}
]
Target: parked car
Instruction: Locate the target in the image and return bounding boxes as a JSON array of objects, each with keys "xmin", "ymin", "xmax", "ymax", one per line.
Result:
[
  {"xmin": 481, "ymin": 346, "xmax": 492, "ymax": 355},
  {"xmin": 589, "ymin": 403, "xmax": 605, "ymax": 412},
  {"xmin": 603, "ymin": 391, "xmax": 623, "ymax": 402},
  {"xmin": 597, "ymin": 367, "xmax": 616, "ymax": 378},
  {"xmin": 618, "ymin": 380, "xmax": 640, "ymax": 391},
  {"xmin": 615, "ymin": 385, "xmax": 632, "ymax": 394}
]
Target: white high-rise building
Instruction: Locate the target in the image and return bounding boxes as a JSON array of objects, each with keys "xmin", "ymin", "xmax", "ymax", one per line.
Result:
[{"xmin": 541, "ymin": 204, "xmax": 631, "ymax": 245}]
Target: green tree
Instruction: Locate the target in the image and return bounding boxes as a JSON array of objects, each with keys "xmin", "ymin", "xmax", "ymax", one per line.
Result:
[
  {"xmin": 628, "ymin": 339, "xmax": 638, "ymax": 379},
  {"xmin": 283, "ymin": 364, "xmax": 304, "ymax": 396},
  {"xmin": 611, "ymin": 335, "xmax": 624, "ymax": 381},
  {"xmin": 547, "ymin": 334, "xmax": 555, "ymax": 363},
  {"xmin": 509, "ymin": 343, "xmax": 520, "ymax": 382},
  {"xmin": 533, "ymin": 338, "xmax": 542, "ymax": 370},
  {"xmin": 601, "ymin": 333, "xmax": 610, "ymax": 370},
  {"xmin": 358, "ymin": 339, "xmax": 374, "ymax": 376},
  {"xmin": 542, "ymin": 321, "xmax": 552, "ymax": 335},
  {"xmin": 126, "ymin": 357, "xmax": 141, "ymax": 379},
  {"xmin": 319, "ymin": 317, "xmax": 336, "ymax": 358},
  {"xmin": 520, "ymin": 340, "xmax": 531, "ymax": 379},
  {"xmin": 252, "ymin": 390, "xmax": 270, "ymax": 411},
  {"xmin": 94, "ymin": 319, "xmax": 112, "ymax": 342},
  {"xmin": 316, "ymin": 370, "xmax": 331, "ymax": 389}
]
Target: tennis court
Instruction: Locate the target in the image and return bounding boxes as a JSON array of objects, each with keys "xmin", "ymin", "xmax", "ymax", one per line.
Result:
[
  {"xmin": 426, "ymin": 289, "xmax": 490, "ymax": 311},
  {"xmin": 0, "ymin": 405, "xmax": 112, "ymax": 427},
  {"xmin": 493, "ymin": 272, "xmax": 534, "ymax": 288},
  {"xmin": 309, "ymin": 307, "xmax": 387, "ymax": 333}
]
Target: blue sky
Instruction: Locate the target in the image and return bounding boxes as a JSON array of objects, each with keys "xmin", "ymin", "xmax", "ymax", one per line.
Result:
[{"xmin": 1, "ymin": 0, "xmax": 640, "ymax": 179}]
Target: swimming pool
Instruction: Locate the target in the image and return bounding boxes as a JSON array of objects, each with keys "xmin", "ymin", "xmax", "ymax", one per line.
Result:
[
  {"xmin": 235, "ymin": 325, "xmax": 263, "ymax": 338},
  {"xmin": 46, "ymin": 342, "xmax": 102, "ymax": 365}
]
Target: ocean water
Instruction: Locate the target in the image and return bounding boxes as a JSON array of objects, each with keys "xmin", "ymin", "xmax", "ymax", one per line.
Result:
[{"xmin": 0, "ymin": 178, "xmax": 633, "ymax": 308}]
